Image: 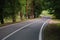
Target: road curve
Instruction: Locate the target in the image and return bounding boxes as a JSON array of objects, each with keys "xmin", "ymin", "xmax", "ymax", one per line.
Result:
[{"xmin": 0, "ymin": 18, "xmax": 49, "ymax": 40}]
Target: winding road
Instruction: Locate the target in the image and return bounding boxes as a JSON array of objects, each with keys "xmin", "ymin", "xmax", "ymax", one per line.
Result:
[{"xmin": 0, "ymin": 18, "xmax": 50, "ymax": 40}]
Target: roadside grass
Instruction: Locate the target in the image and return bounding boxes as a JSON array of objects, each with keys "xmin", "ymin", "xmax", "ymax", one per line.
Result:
[
  {"xmin": 0, "ymin": 19, "xmax": 25, "ymax": 27},
  {"xmin": 44, "ymin": 21, "xmax": 60, "ymax": 40},
  {"xmin": 0, "ymin": 15, "xmax": 27, "ymax": 27},
  {"xmin": 0, "ymin": 16, "xmax": 34, "ymax": 27}
]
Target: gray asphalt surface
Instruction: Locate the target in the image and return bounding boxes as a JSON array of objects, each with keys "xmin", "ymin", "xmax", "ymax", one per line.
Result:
[
  {"xmin": 0, "ymin": 18, "xmax": 49, "ymax": 40},
  {"xmin": 0, "ymin": 19, "xmax": 38, "ymax": 40}
]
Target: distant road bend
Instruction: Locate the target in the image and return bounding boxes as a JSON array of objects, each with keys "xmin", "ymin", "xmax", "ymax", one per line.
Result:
[{"xmin": 0, "ymin": 17, "xmax": 50, "ymax": 40}]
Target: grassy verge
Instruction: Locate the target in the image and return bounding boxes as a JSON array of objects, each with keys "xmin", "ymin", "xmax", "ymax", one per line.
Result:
[
  {"xmin": 0, "ymin": 18, "xmax": 34, "ymax": 27},
  {"xmin": 0, "ymin": 15, "xmax": 27, "ymax": 27},
  {"xmin": 0, "ymin": 20, "xmax": 26, "ymax": 27},
  {"xmin": 44, "ymin": 23, "xmax": 60, "ymax": 40},
  {"xmin": 0, "ymin": 18, "xmax": 26, "ymax": 27}
]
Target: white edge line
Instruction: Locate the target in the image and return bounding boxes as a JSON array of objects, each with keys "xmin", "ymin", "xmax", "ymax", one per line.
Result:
[
  {"xmin": 2, "ymin": 22, "xmax": 35, "ymax": 40},
  {"xmin": 0, "ymin": 19, "xmax": 38, "ymax": 29},
  {"xmin": 0, "ymin": 20, "xmax": 33, "ymax": 29},
  {"xmin": 0, "ymin": 21, "xmax": 27, "ymax": 29},
  {"xmin": 39, "ymin": 19, "xmax": 50, "ymax": 40}
]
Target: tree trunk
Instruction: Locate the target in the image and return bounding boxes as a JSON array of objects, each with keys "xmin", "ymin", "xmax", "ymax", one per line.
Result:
[
  {"xmin": 30, "ymin": 1, "xmax": 34, "ymax": 19},
  {"xmin": 0, "ymin": 15, "xmax": 4, "ymax": 24},
  {"xmin": 12, "ymin": 15, "xmax": 16, "ymax": 23},
  {"xmin": 20, "ymin": 11, "xmax": 23, "ymax": 20},
  {"xmin": 26, "ymin": 0, "xmax": 28, "ymax": 19}
]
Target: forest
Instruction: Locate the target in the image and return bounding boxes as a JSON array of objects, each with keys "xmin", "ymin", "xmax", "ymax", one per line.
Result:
[{"xmin": 0, "ymin": 0, "xmax": 60, "ymax": 24}]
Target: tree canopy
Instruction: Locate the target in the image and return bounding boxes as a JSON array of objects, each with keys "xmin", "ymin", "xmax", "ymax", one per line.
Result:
[
  {"xmin": 42, "ymin": 0, "xmax": 60, "ymax": 19},
  {"xmin": 0, "ymin": 0, "xmax": 21, "ymax": 24}
]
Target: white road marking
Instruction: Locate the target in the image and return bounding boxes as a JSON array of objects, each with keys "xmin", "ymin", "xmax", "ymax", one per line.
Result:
[
  {"xmin": 0, "ymin": 20, "xmax": 33, "ymax": 29},
  {"xmin": 39, "ymin": 19, "xmax": 50, "ymax": 40},
  {"xmin": 1, "ymin": 21, "xmax": 37, "ymax": 40},
  {"xmin": 1, "ymin": 19, "xmax": 49, "ymax": 40},
  {"xmin": 0, "ymin": 19, "xmax": 36, "ymax": 29},
  {"xmin": 0, "ymin": 22, "xmax": 25, "ymax": 29}
]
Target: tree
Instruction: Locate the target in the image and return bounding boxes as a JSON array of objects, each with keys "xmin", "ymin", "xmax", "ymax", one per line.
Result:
[
  {"xmin": 26, "ymin": 0, "xmax": 29, "ymax": 19},
  {"xmin": 5, "ymin": 0, "xmax": 21, "ymax": 22},
  {"xmin": 0, "ymin": 0, "xmax": 5, "ymax": 24},
  {"xmin": 9, "ymin": 0, "xmax": 21, "ymax": 22},
  {"xmin": 42, "ymin": 0, "xmax": 60, "ymax": 19},
  {"xmin": 23, "ymin": 0, "xmax": 42, "ymax": 19},
  {"xmin": 20, "ymin": 0, "xmax": 26, "ymax": 20},
  {"xmin": 0, "ymin": 0, "xmax": 21, "ymax": 24},
  {"xmin": 32, "ymin": 0, "xmax": 42, "ymax": 18},
  {"xmin": 53, "ymin": 0, "xmax": 60, "ymax": 19},
  {"xmin": 20, "ymin": 10, "xmax": 23, "ymax": 20}
]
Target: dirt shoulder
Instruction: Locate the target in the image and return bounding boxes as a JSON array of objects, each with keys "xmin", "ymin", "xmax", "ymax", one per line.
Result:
[{"xmin": 49, "ymin": 19, "xmax": 60, "ymax": 24}]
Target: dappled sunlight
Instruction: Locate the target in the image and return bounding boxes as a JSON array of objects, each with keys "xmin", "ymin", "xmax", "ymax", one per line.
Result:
[{"xmin": 40, "ymin": 10, "xmax": 53, "ymax": 17}]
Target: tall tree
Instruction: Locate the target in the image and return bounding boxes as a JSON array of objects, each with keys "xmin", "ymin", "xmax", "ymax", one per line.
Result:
[
  {"xmin": 26, "ymin": 0, "xmax": 29, "ymax": 19},
  {"xmin": 0, "ymin": 0, "xmax": 21, "ymax": 24},
  {"xmin": 10, "ymin": 0, "xmax": 21, "ymax": 22},
  {"xmin": 42, "ymin": 0, "xmax": 60, "ymax": 19},
  {"xmin": 20, "ymin": 0, "xmax": 26, "ymax": 20},
  {"xmin": 0, "ymin": 0, "xmax": 5, "ymax": 24},
  {"xmin": 32, "ymin": 0, "xmax": 42, "ymax": 18},
  {"xmin": 20, "ymin": 10, "xmax": 23, "ymax": 20}
]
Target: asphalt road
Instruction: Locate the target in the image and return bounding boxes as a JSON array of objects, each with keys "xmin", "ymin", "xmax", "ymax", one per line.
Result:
[{"xmin": 0, "ymin": 18, "xmax": 49, "ymax": 40}]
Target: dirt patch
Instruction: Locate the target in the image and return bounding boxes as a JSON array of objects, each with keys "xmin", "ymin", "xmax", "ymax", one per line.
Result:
[{"xmin": 48, "ymin": 19, "xmax": 60, "ymax": 24}]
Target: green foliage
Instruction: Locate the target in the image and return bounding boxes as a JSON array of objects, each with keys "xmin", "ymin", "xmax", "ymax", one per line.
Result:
[
  {"xmin": 20, "ymin": 0, "xmax": 26, "ymax": 14},
  {"xmin": 42, "ymin": 0, "xmax": 60, "ymax": 19},
  {"xmin": 0, "ymin": 0, "xmax": 21, "ymax": 24},
  {"xmin": 33, "ymin": 0, "xmax": 42, "ymax": 18},
  {"xmin": 34, "ymin": 0, "xmax": 42, "ymax": 17}
]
